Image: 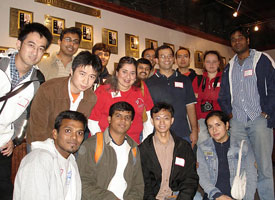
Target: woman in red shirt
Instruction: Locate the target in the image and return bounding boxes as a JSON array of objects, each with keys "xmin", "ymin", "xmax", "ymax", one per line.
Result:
[
  {"xmin": 192, "ymin": 51, "xmax": 223, "ymax": 145},
  {"xmin": 88, "ymin": 56, "xmax": 154, "ymax": 143}
]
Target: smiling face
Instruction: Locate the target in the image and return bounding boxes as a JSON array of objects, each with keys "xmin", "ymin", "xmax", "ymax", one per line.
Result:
[
  {"xmin": 94, "ymin": 50, "xmax": 110, "ymax": 68},
  {"xmin": 176, "ymin": 49, "xmax": 190, "ymax": 69},
  {"xmin": 204, "ymin": 53, "xmax": 220, "ymax": 74},
  {"xmin": 137, "ymin": 63, "xmax": 151, "ymax": 80},
  {"xmin": 59, "ymin": 33, "xmax": 80, "ymax": 57},
  {"xmin": 116, "ymin": 63, "xmax": 136, "ymax": 92},
  {"xmin": 108, "ymin": 110, "xmax": 133, "ymax": 136},
  {"xmin": 157, "ymin": 48, "xmax": 174, "ymax": 71},
  {"xmin": 151, "ymin": 109, "xmax": 174, "ymax": 136},
  {"xmin": 230, "ymin": 31, "xmax": 249, "ymax": 55},
  {"xmin": 70, "ymin": 65, "xmax": 97, "ymax": 93},
  {"xmin": 53, "ymin": 119, "xmax": 84, "ymax": 158},
  {"xmin": 206, "ymin": 115, "xmax": 229, "ymax": 143},
  {"xmin": 16, "ymin": 32, "xmax": 47, "ymax": 70}
]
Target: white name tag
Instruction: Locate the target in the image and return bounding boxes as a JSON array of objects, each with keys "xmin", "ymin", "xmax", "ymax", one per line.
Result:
[
  {"xmin": 175, "ymin": 157, "xmax": 185, "ymax": 167},
  {"xmin": 174, "ymin": 82, "xmax": 183, "ymax": 88},
  {"xmin": 244, "ymin": 69, "xmax": 253, "ymax": 77},
  {"xmin": 111, "ymin": 91, "xmax": 121, "ymax": 98}
]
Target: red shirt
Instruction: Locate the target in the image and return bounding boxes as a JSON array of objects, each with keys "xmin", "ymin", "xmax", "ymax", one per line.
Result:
[
  {"xmin": 89, "ymin": 82, "xmax": 154, "ymax": 143},
  {"xmin": 192, "ymin": 71, "xmax": 222, "ymax": 119}
]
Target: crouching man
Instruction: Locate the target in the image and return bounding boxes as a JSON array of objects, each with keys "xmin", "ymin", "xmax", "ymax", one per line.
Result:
[
  {"xmin": 77, "ymin": 101, "xmax": 144, "ymax": 200},
  {"xmin": 139, "ymin": 102, "xmax": 199, "ymax": 200},
  {"xmin": 13, "ymin": 110, "xmax": 87, "ymax": 200}
]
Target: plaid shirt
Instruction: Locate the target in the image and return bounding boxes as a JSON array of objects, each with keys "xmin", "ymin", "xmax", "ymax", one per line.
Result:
[{"xmin": 9, "ymin": 53, "xmax": 32, "ymax": 89}]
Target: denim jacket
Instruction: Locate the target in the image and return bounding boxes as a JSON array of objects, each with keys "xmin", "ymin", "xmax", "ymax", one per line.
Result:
[{"xmin": 197, "ymin": 136, "xmax": 257, "ymax": 200}]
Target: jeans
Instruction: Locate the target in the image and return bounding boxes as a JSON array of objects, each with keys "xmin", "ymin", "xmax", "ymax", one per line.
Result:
[
  {"xmin": 230, "ymin": 115, "xmax": 274, "ymax": 200},
  {"xmin": 197, "ymin": 119, "xmax": 210, "ymax": 145}
]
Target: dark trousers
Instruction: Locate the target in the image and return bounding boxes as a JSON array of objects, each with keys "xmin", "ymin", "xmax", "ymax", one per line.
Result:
[{"xmin": 0, "ymin": 153, "xmax": 13, "ymax": 200}]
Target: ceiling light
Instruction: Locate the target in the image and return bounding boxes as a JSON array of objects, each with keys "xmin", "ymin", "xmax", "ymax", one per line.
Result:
[
  {"xmin": 233, "ymin": 11, "xmax": 238, "ymax": 17},
  {"xmin": 233, "ymin": 1, "xmax": 242, "ymax": 17},
  {"xmin": 254, "ymin": 25, "xmax": 259, "ymax": 31}
]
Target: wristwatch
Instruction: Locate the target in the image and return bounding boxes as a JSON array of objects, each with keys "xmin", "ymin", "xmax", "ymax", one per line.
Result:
[{"xmin": 262, "ymin": 112, "xmax": 270, "ymax": 119}]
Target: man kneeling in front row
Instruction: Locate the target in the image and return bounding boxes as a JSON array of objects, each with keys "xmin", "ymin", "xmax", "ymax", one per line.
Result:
[
  {"xmin": 139, "ymin": 102, "xmax": 199, "ymax": 200},
  {"xmin": 13, "ymin": 110, "xmax": 86, "ymax": 200},
  {"xmin": 77, "ymin": 101, "xmax": 144, "ymax": 200}
]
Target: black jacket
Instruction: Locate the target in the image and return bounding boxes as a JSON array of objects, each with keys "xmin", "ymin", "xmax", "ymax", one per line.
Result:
[{"xmin": 139, "ymin": 132, "xmax": 199, "ymax": 200}]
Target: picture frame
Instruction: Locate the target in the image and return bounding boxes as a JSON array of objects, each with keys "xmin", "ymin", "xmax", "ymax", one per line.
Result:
[
  {"xmin": 163, "ymin": 42, "xmax": 175, "ymax": 52},
  {"xmin": 102, "ymin": 28, "xmax": 118, "ymax": 54},
  {"xmin": 44, "ymin": 15, "xmax": 65, "ymax": 44},
  {"xmin": 194, "ymin": 50, "xmax": 204, "ymax": 69},
  {"xmin": 75, "ymin": 22, "xmax": 93, "ymax": 49},
  {"xmin": 125, "ymin": 33, "xmax": 139, "ymax": 58},
  {"xmin": 10, "ymin": 8, "xmax": 33, "ymax": 38},
  {"xmin": 145, "ymin": 38, "xmax": 158, "ymax": 50},
  {"xmin": 0, "ymin": 46, "xmax": 9, "ymax": 54}
]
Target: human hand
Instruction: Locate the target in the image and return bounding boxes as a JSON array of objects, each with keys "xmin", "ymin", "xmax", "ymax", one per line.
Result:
[
  {"xmin": 1, "ymin": 139, "xmax": 14, "ymax": 157},
  {"xmin": 216, "ymin": 195, "xmax": 233, "ymax": 200},
  {"xmin": 190, "ymin": 131, "xmax": 198, "ymax": 149}
]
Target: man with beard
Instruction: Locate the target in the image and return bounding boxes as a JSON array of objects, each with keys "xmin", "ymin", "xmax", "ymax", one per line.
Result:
[
  {"xmin": 137, "ymin": 58, "xmax": 152, "ymax": 80},
  {"xmin": 39, "ymin": 27, "xmax": 81, "ymax": 81},
  {"xmin": 218, "ymin": 26, "xmax": 275, "ymax": 200}
]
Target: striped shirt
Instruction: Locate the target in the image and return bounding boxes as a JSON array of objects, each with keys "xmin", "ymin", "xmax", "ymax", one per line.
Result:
[
  {"xmin": 9, "ymin": 53, "xmax": 32, "ymax": 89},
  {"xmin": 231, "ymin": 49, "xmax": 261, "ymax": 123}
]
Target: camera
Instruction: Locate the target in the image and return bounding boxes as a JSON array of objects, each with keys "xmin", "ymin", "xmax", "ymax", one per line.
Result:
[{"xmin": 201, "ymin": 101, "xmax": 213, "ymax": 112}]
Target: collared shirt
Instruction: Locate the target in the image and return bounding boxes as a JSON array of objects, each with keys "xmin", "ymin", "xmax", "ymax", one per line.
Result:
[
  {"xmin": 153, "ymin": 134, "xmax": 174, "ymax": 200},
  {"xmin": 68, "ymin": 78, "xmax": 84, "ymax": 111},
  {"xmin": 9, "ymin": 53, "xmax": 32, "ymax": 89},
  {"xmin": 231, "ymin": 49, "xmax": 262, "ymax": 123},
  {"xmin": 146, "ymin": 70, "xmax": 196, "ymax": 138}
]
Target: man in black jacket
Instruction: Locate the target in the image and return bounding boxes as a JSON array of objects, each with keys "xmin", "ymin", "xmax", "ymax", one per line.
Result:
[{"xmin": 139, "ymin": 102, "xmax": 198, "ymax": 200}]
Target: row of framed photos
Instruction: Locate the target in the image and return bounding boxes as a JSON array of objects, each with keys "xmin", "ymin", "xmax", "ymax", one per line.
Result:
[{"xmin": 7, "ymin": 7, "xmax": 226, "ymax": 68}]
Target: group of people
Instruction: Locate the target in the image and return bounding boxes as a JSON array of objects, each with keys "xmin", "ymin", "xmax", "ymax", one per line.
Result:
[{"xmin": 0, "ymin": 21, "xmax": 274, "ymax": 200}]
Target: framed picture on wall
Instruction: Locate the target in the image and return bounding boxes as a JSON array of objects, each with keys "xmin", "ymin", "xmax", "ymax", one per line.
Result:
[
  {"xmin": 51, "ymin": 17, "xmax": 65, "ymax": 36},
  {"xmin": 163, "ymin": 42, "xmax": 175, "ymax": 52},
  {"xmin": 102, "ymin": 28, "xmax": 118, "ymax": 54},
  {"xmin": 194, "ymin": 50, "xmax": 204, "ymax": 69},
  {"xmin": 75, "ymin": 22, "xmax": 93, "ymax": 49},
  {"xmin": 10, "ymin": 8, "xmax": 33, "ymax": 38},
  {"xmin": 44, "ymin": 15, "xmax": 65, "ymax": 44},
  {"xmin": 0, "ymin": 46, "xmax": 9, "ymax": 53},
  {"xmin": 125, "ymin": 33, "xmax": 139, "ymax": 58},
  {"xmin": 145, "ymin": 38, "xmax": 158, "ymax": 50}
]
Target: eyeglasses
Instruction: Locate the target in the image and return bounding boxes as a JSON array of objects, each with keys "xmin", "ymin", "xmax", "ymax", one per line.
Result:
[
  {"xmin": 63, "ymin": 37, "xmax": 80, "ymax": 44},
  {"xmin": 159, "ymin": 54, "xmax": 173, "ymax": 60}
]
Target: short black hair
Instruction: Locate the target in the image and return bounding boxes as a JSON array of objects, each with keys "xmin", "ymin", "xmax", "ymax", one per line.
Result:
[
  {"xmin": 155, "ymin": 45, "xmax": 174, "ymax": 59},
  {"xmin": 92, "ymin": 43, "xmax": 111, "ymax": 55},
  {"xmin": 109, "ymin": 101, "xmax": 135, "ymax": 121},
  {"xmin": 137, "ymin": 58, "xmax": 153, "ymax": 70},
  {"xmin": 60, "ymin": 27, "xmax": 82, "ymax": 42},
  {"xmin": 72, "ymin": 51, "xmax": 102, "ymax": 74},
  {"xmin": 141, "ymin": 48, "xmax": 155, "ymax": 58},
  {"xmin": 18, "ymin": 22, "xmax": 52, "ymax": 50},
  {"xmin": 151, "ymin": 102, "xmax": 174, "ymax": 118},
  {"xmin": 205, "ymin": 110, "xmax": 229, "ymax": 127},
  {"xmin": 229, "ymin": 26, "xmax": 249, "ymax": 40},
  {"xmin": 176, "ymin": 47, "xmax": 190, "ymax": 58},
  {"xmin": 54, "ymin": 110, "xmax": 87, "ymax": 132}
]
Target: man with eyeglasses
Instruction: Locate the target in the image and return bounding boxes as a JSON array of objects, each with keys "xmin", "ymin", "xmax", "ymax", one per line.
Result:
[
  {"xmin": 0, "ymin": 22, "xmax": 52, "ymax": 200},
  {"xmin": 39, "ymin": 27, "xmax": 82, "ymax": 81},
  {"xmin": 145, "ymin": 45, "xmax": 198, "ymax": 147}
]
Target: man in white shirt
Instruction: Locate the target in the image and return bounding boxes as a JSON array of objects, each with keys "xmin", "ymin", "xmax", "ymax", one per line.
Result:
[
  {"xmin": 14, "ymin": 110, "xmax": 86, "ymax": 200},
  {"xmin": 77, "ymin": 101, "xmax": 144, "ymax": 200}
]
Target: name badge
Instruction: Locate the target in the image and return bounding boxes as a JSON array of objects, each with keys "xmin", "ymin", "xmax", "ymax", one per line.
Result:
[
  {"xmin": 175, "ymin": 157, "xmax": 185, "ymax": 167},
  {"xmin": 204, "ymin": 151, "xmax": 214, "ymax": 156},
  {"xmin": 174, "ymin": 82, "xmax": 183, "ymax": 88},
  {"xmin": 244, "ymin": 69, "xmax": 253, "ymax": 77},
  {"xmin": 111, "ymin": 91, "xmax": 121, "ymax": 98}
]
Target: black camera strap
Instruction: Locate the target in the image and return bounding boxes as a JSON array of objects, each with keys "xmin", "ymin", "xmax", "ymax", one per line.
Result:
[{"xmin": 201, "ymin": 76, "xmax": 220, "ymax": 92}]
